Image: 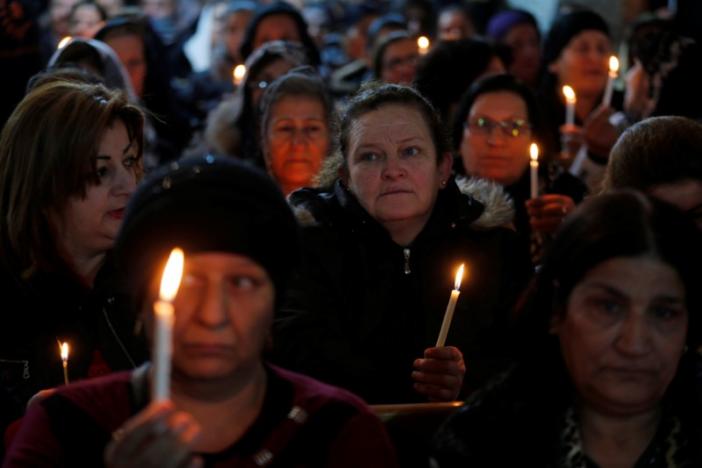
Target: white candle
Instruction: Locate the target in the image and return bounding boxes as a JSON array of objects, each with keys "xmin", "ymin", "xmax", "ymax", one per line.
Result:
[
  {"xmin": 57, "ymin": 36, "xmax": 72, "ymax": 49},
  {"xmin": 60, "ymin": 342, "xmax": 69, "ymax": 385},
  {"xmin": 417, "ymin": 36, "xmax": 430, "ymax": 55},
  {"xmin": 562, "ymin": 85, "xmax": 576, "ymax": 126},
  {"xmin": 602, "ymin": 55, "xmax": 619, "ymax": 107},
  {"xmin": 436, "ymin": 264, "xmax": 465, "ymax": 347},
  {"xmin": 232, "ymin": 64, "xmax": 246, "ymax": 87},
  {"xmin": 529, "ymin": 143, "xmax": 539, "ymax": 199},
  {"xmin": 153, "ymin": 248, "xmax": 184, "ymax": 401}
]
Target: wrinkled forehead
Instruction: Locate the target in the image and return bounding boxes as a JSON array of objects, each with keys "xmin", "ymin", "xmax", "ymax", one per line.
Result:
[{"xmin": 348, "ymin": 104, "xmax": 432, "ymax": 148}]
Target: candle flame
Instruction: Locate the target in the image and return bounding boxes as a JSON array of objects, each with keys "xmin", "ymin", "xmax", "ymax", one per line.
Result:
[
  {"xmin": 60, "ymin": 342, "xmax": 69, "ymax": 362},
  {"xmin": 233, "ymin": 64, "xmax": 246, "ymax": 84},
  {"xmin": 417, "ymin": 36, "xmax": 430, "ymax": 50},
  {"xmin": 159, "ymin": 248, "xmax": 184, "ymax": 302},
  {"xmin": 454, "ymin": 264, "xmax": 465, "ymax": 290},
  {"xmin": 58, "ymin": 36, "xmax": 72, "ymax": 49},
  {"xmin": 608, "ymin": 55, "xmax": 619, "ymax": 74},
  {"xmin": 562, "ymin": 85, "xmax": 576, "ymax": 104},
  {"xmin": 530, "ymin": 143, "xmax": 539, "ymax": 161}
]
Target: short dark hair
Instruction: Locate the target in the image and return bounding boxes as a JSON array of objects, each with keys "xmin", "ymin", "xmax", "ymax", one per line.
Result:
[
  {"xmin": 339, "ymin": 82, "xmax": 448, "ymax": 167},
  {"xmin": 604, "ymin": 116, "xmax": 702, "ymax": 191},
  {"xmin": 371, "ymin": 30, "xmax": 413, "ymax": 78},
  {"xmin": 452, "ymin": 73, "xmax": 541, "ymax": 158}
]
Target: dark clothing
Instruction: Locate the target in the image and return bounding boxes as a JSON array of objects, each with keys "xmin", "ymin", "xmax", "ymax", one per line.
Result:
[
  {"xmin": 0, "ymin": 261, "xmax": 147, "ymax": 443},
  {"xmin": 4, "ymin": 364, "xmax": 398, "ymax": 467},
  {"xmin": 271, "ymin": 180, "xmax": 532, "ymax": 404},
  {"xmin": 432, "ymin": 353, "xmax": 702, "ymax": 467}
]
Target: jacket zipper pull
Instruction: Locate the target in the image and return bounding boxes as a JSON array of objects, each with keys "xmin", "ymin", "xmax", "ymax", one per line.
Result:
[{"xmin": 403, "ymin": 248, "xmax": 411, "ymax": 275}]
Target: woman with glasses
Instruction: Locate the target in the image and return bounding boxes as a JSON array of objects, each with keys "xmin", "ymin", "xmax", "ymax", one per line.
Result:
[
  {"xmin": 372, "ymin": 31, "xmax": 420, "ymax": 86},
  {"xmin": 454, "ymin": 74, "xmax": 586, "ymax": 261},
  {"xmin": 259, "ymin": 69, "xmax": 334, "ymax": 195}
]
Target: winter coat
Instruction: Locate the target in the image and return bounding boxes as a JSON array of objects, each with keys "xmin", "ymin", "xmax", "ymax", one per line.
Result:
[{"xmin": 270, "ymin": 179, "xmax": 532, "ymax": 404}]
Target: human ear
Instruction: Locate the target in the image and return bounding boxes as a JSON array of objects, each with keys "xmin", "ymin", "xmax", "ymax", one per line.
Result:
[{"xmin": 438, "ymin": 152, "xmax": 453, "ymax": 184}]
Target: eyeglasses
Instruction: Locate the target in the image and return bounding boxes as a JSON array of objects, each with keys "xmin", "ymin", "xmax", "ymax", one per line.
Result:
[{"xmin": 465, "ymin": 117, "xmax": 531, "ymax": 138}]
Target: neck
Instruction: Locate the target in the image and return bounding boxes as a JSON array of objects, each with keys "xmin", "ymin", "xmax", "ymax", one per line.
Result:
[
  {"xmin": 382, "ymin": 216, "xmax": 428, "ymax": 246},
  {"xmin": 169, "ymin": 363, "xmax": 268, "ymax": 453},
  {"xmin": 65, "ymin": 251, "xmax": 105, "ymax": 287},
  {"xmin": 575, "ymin": 93, "xmax": 600, "ymax": 122},
  {"xmin": 579, "ymin": 403, "xmax": 660, "ymax": 467}
]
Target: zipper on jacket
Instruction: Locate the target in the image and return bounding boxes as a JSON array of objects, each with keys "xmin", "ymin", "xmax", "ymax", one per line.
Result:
[
  {"xmin": 103, "ymin": 304, "xmax": 137, "ymax": 368},
  {"xmin": 403, "ymin": 248, "xmax": 411, "ymax": 275},
  {"xmin": 0, "ymin": 358, "xmax": 30, "ymax": 379}
]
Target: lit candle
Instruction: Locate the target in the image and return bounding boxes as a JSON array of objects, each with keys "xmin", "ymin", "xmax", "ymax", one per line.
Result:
[
  {"xmin": 232, "ymin": 64, "xmax": 246, "ymax": 87},
  {"xmin": 57, "ymin": 36, "xmax": 72, "ymax": 49},
  {"xmin": 60, "ymin": 342, "xmax": 69, "ymax": 385},
  {"xmin": 562, "ymin": 85, "xmax": 576, "ymax": 126},
  {"xmin": 530, "ymin": 143, "xmax": 539, "ymax": 199},
  {"xmin": 153, "ymin": 248, "xmax": 184, "ymax": 401},
  {"xmin": 436, "ymin": 264, "xmax": 465, "ymax": 347},
  {"xmin": 602, "ymin": 55, "xmax": 619, "ymax": 107},
  {"xmin": 417, "ymin": 36, "xmax": 430, "ymax": 55}
]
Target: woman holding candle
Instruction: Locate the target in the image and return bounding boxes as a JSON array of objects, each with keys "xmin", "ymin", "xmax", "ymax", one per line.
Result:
[
  {"xmin": 4, "ymin": 156, "xmax": 397, "ymax": 467},
  {"xmin": 538, "ymin": 9, "xmax": 621, "ymax": 192},
  {"xmin": 453, "ymin": 74, "xmax": 586, "ymax": 260},
  {"xmin": 0, "ymin": 81, "xmax": 146, "ymax": 444},
  {"xmin": 273, "ymin": 83, "xmax": 532, "ymax": 404},
  {"xmin": 432, "ymin": 191, "xmax": 702, "ymax": 466},
  {"xmin": 259, "ymin": 68, "xmax": 334, "ymax": 195}
]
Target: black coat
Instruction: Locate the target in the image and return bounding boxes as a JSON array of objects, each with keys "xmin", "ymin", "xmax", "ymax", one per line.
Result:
[
  {"xmin": 0, "ymin": 259, "xmax": 147, "ymax": 438},
  {"xmin": 271, "ymin": 180, "xmax": 532, "ymax": 404}
]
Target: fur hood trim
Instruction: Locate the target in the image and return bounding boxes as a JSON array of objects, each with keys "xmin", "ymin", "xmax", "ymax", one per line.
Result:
[{"xmin": 455, "ymin": 176, "xmax": 515, "ymax": 230}]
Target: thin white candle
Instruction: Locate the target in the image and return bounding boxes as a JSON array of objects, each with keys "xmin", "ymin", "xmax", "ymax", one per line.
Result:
[
  {"xmin": 602, "ymin": 56, "xmax": 619, "ymax": 107},
  {"xmin": 232, "ymin": 64, "xmax": 246, "ymax": 87},
  {"xmin": 529, "ymin": 143, "xmax": 539, "ymax": 199},
  {"xmin": 417, "ymin": 36, "xmax": 430, "ymax": 55},
  {"xmin": 60, "ymin": 342, "xmax": 69, "ymax": 385},
  {"xmin": 562, "ymin": 85, "xmax": 576, "ymax": 126},
  {"xmin": 153, "ymin": 248, "xmax": 184, "ymax": 401},
  {"xmin": 436, "ymin": 264, "xmax": 465, "ymax": 347}
]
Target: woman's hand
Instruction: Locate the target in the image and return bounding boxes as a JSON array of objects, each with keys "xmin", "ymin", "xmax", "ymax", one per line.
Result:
[
  {"xmin": 412, "ymin": 346, "xmax": 466, "ymax": 401},
  {"xmin": 526, "ymin": 194, "xmax": 575, "ymax": 235},
  {"xmin": 104, "ymin": 401, "xmax": 202, "ymax": 468},
  {"xmin": 583, "ymin": 105, "xmax": 618, "ymax": 158}
]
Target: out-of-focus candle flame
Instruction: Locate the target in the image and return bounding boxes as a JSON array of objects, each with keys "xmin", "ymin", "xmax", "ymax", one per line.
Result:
[
  {"xmin": 60, "ymin": 342, "xmax": 69, "ymax": 362},
  {"xmin": 233, "ymin": 64, "xmax": 246, "ymax": 86},
  {"xmin": 417, "ymin": 36, "xmax": 430, "ymax": 54},
  {"xmin": 454, "ymin": 264, "xmax": 465, "ymax": 290},
  {"xmin": 159, "ymin": 248, "xmax": 184, "ymax": 302},
  {"xmin": 562, "ymin": 85, "xmax": 576, "ymax": 104},
  {"xmin": 608, "ymin": 56, "xmax": 619, "ymax": 75},
  {"xmin": 58, "ymin": 36, "xmax": 72, "ymax": 49},
  {"xmin": 530, "ymin": 143, "xmax": 539, "ymax": 162}
]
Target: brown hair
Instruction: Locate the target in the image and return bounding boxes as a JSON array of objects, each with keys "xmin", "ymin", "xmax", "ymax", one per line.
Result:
[{"xmin": 0, "ymin": 81, "xmax": 144, "ymax": 279}]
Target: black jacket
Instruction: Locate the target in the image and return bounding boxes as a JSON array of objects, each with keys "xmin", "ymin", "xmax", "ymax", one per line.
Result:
[
  {"xmin": 0, "ymin": 259, "xmax": 146, "ymax": 439},
  {"xmin": 271, "ymin": 180, "xmax": 532, "ymax": 404}
]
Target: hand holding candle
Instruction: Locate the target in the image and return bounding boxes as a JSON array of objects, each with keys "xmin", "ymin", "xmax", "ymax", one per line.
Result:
[
  {"xmin": 60, "ymin": 342, "xmax": 69, "ymax": 385},
  {"xmin": 562, "ymin": 85, "xmax": 576, "ymax": 126},
  {"xmin": 602, "ymin": 55, "xmax": 619, "ymax": 107},
  {"xmin": 529, "ymin": 143, "xmax": 539, "ymax": 199},
  {"xmin": 232, "ymin": 64, "xmax": 246, "ymax": 87},
  {"xmin": 436, "ymin": 264, "xmax": 465, "ymax": 347},
  {"xmin": 153, "ymin": 248, "xmax": 184, "ymax": 402}
]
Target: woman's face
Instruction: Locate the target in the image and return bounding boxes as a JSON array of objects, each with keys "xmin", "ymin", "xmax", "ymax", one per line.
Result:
[
  {"xmin": 553, "ymin": 256, "xmax": 688, "ymax": 416},
  {"xmin": 503, "ymin": 23, "xmax": 541, "ymax": 85},
  {"xmin": 346, "ymin": 104, "xmax": 451, "ymax": 234},
  {"xmin": 265, "ymin": 95, "xmax": 329, "ymax": 194},
  {"xmin": 549, "ymin": 30, "xmax": 611, "ymax": 98},
  {"xmin": 253, "ymin": 14, "xmax": 301, "ymax": 51},
  {"xmin": 169, "ymin": 253, "xmax": 274, "ymax": 381},
  {"xmin": 69, "ymin": 4, "xmax": 104, "ymax": 38},
  {"xmin": 54, "ymin": 119, "xmax": 140, "ymax": 260},
  {"xmin": 460, "ymin": 91, "xmax": 532, "ymax": 186},
  {"xmin": 380, "ymin": 38, "xmax": 419, "ymax": 85}
]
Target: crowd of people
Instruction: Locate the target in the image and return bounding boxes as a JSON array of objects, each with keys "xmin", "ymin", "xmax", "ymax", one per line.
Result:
[{"xmin": 1, "ymin": 0, "xmax": 702, "ymax": 466}]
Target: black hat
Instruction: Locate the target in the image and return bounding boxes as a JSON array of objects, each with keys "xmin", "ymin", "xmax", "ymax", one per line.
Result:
[
  {"xmin": 114, "ymin": 155, "xmax": 299, "ymax": 304},
  {"xmin": 543, "ymin": 10, "xmax": 610, "ymax": 66}
]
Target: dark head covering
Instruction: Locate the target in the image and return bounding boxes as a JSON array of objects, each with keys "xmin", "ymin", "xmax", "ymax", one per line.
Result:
[
  {"xmin": 239, "ymin": 1, "xmax": 320, "ymax": 65},
  {"xmin": 486, "ymin": 9, "xmax": 539, "ymax": 42},
  {"xmin": 542, "ymin": 10, "xmax": 609, "ymax": 66},
  {"xmin": 114, "ymin": 155, "xmax": 299, "ymax": 304}
]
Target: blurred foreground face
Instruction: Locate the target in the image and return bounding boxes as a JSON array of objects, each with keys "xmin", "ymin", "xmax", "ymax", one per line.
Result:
[
  {"xmin": 460, "ymin": 91, "xmax": 531, "ymax": 186},
  {"xmin": 380, "ymin": 38, "xmax": 419, "ymax": 85},
  {"xmin": 265, "ymin": 96, "xmax": 329, "ymax": 195},
  {"xmin": 554, "ymin": 256, "xmax": 687, "ymax": 416},
  {"xmin": 169, "ymin": 253, "xmax": 275, "ymax": 381},
  {"xmin": 549, "ymin": 30, "xmax": 611, "ymax": 98}
]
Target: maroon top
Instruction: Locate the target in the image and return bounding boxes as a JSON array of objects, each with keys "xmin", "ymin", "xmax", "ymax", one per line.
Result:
[{"xmin": 4, "ymin": 364, "xmax": 398, "ymax": 467}]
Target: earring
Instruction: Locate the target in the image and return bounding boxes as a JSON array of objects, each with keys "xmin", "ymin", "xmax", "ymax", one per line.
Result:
[{"xmin": 440, "ymin": 180, "xmax": 447, "ymax": 187}]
